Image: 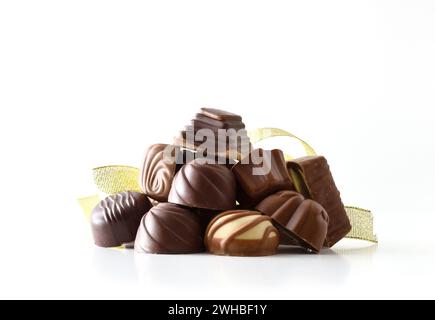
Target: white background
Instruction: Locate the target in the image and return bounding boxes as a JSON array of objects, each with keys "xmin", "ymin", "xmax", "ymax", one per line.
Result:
[{"xmin": 0, "ymin": 0, "xmax": 434, "ymax": 299}]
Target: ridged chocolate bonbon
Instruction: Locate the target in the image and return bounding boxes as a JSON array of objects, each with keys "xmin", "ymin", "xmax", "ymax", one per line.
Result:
[
  {"xmin": 205, "ymin": 210, "xmax": 279, "ymax": 256},
  {"xmin": 134, "ymin": 203, "xmax": 204, "ymax": 254},
  {"xmin": 91, "ymin": 192, "xmax": 152, "ymax": 248},
  {"xmin": 287, "ymin": 156, "xmax": 351, "ymax": 247},
  {"xmin": 174, "ymin": 108, "xmax": 251, "ymax": 160},
  {"xmin": 168, "ymin": 159, "xmax": 237, "ymax": 210},
  {"xmin": 232, "ymin": 149, "xmax": 294, "ymax": 207},
  {"xmin": 256, "ymin": 191, "xmax": 329, "ymax": 252}
]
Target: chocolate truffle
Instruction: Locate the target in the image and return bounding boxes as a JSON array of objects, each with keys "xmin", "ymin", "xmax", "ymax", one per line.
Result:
[
  {"xmin": 256, "ymin": 190, "xmax": 329, "ymax": 253},
  {"xmin": 134, "ymin": 203, "xmax": 204, "ymax": 254},
  {"xmin": 205, "ymin": 210, "xmax": 279, "ymax": 256},
  {"xmin": 232, "ymin": 149, "xmax": 294, "ymax": 207},
  {"xmin": 91, "ymin": 191, "xmax": 152, "ymax": 248},
  {"xmin": 168, "ymin": 159, "xmax": 237, "ymax": 210},
  {"xmin": 287, "ymin": 156, "xmax": 351, "ymax": 247}
]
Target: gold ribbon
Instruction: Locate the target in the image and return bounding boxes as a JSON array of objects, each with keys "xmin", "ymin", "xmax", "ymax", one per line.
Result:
[
  {"xmin": 78, "ymin": 128, "xmax": 377, "ymax": 245},
  {"xmin": 248, "ymin": 127, "xmax": 317, "ymax": 161},
  {"xmin": 248, "ymin": 127, "xmax": 377, "ymax": 243},
  {"xmin": 93, "ymin": 165, "xmax": 141, "ymax": 194},
  {"xmin": 77, "ymin": 165, "xmax": 142, "ymax": 220}
]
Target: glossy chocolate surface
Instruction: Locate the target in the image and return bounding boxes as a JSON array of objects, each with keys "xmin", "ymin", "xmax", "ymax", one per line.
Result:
[
  {"xmin": 205, "ymin": 210, "xmax": 279, "ymax": 256},
  {"xmin": 91, "ymin": 192, "xmax": 152, "ymax": 248},
  {"xmin": 256, "ymin": 190, "xmax": 329, "ymax": 252},
  {"xmin": 287, "ymin": 156, "xmax": 351, "ymax": 247},
  {"xmin": 200, "ymin": 108, "xmax": 242, "ymax": 121},
  {"xmin": 168, "ymin": 159, "xmax": 237, "ymax": 210},
  {"xmin": 232, "ymin": 149, "xmax": 294, "ymax": 207},
  {"xmin": 134, "ymin": 203, "xmax": 204, "ymax": 254}
]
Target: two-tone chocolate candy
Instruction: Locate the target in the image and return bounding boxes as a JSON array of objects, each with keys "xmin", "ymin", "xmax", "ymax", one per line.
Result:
[
  {"xmin": 256, "ymin": 190, "xmax": 329, "ymax": 253},
  {"xmin": 168, "ymin": 159, "xmax": 237, "ymax": 210},
  {"xmin": 232, "ymin": 149, "xmax": 294, "ymax": 207},
  {"xmin": 205, "ymin": 210, "xmax": 279, "ymax": 256},
  {"xmin": 139, "ymin": 144, "xmax": 195, "ymax": 202},
  {"xmin": 287, "ymin": 156, "xmax": 351, "ymax": 247},
  {"xmin": 134, "ymin": 203, "xmax": 204, "ymax": 254},
  {"xmin": 91, "ymin": 191, "xmax": 152, "ymax": 248}
]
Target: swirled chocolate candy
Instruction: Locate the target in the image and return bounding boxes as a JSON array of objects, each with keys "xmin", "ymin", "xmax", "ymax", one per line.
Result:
[
  {"xmin": 287, "ymin": 156, "xmax": 351, "ymax": 247},
  {"xmin": 91, "ymin": 192, "xmax": 152, "ymax": 248},
  {"xmin": 168, "ymin": 159, "xmax": 237, "ymax": 210},
  {"xmin": 232, "ymin": 149, "xmax": 294, "ymax": 207},
  {"xmin": 139, "ymin": 144, "xmax": 195, "ymax": 202},
  {"xmin": 256, "ymin": 190, "xmax": 329, "ymax": 252},
  {"xmin": 134, "ymin": 203, "xmax": 204, "ymax": 254},
  {"xmin": 174, "ymin": 108, "xmax": 252, "ymax": 161},
  {"xmin": 205, "ymin": 210, "xmax": 279, "ymax": 256}
]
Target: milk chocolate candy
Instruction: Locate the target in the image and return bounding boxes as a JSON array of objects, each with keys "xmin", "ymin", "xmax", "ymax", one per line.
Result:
[
  {"xmin": 139, "ymin": 144, "xmax": 195, "ymax": 202},
  {"xmin": 168, "ymin": 159, "xmax": 237, "ymax": 210},
  {"xmin": 287, "ymin": 156, "xmax": 351, "ymax": 247},
  {"xmin": 205, "ymin": 210, "xmax": 279, "ymax": 256},
  {"xmin": 91, "ymin": 192, "xmax": 152, "ymax": 248},
  {"xmin": 192, "ymin": 114, "xmax": 246, "ymax": 131},
  {"xmin": 200, "ymin": 108, "xmax": 242, "ymax": 121},
  {"xmin": 232, "ymin": 149, "xmax": 294, "ymax": 207},
  {"xmin": 134, "ymin": 203, "xmax": 204, "ymax": 254},
  {"xmin": 174, "ymin": 108, "xmax": 251, "ymax": 160},
  {"xmin": 256, "ymin": 191, "xmax": 329, "ymax": 252}
]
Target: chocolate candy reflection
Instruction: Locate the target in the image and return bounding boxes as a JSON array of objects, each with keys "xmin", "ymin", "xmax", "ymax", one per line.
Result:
[
  {"xmin": 256, "ymin": 191, "xmax": 329, "ymax": 253},
  {"xmin": 205, "ymin": 210, "xmax": 279, "ymax": 256},
  {"xmin": 91, "ymin": 192, "xmax": 152, "ymax": 248},
  {"xmin": 134, "ymin": 203, "xmax": 204, "ymax": 254},
  {"xmin": 287, "ymin": 156, "xmax": 351, "ymax": 247}
]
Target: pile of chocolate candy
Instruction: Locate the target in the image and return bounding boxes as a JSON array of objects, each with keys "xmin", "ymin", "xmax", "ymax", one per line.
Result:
[{"xmin": 90, "ymin": 108, "xmax": 351, "ymax": 256}]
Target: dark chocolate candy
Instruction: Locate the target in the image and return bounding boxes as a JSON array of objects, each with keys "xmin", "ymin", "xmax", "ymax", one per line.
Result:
[
  {"xmin": 256, "ymin": 190, "xmax": 329, "ymax": 253},
  {"xmin": 205, "ymin": 210, "xmax": 279, "ymax": 256},
  {"xmin": 232, "ymin": 149, "xmax": 294, "ymax": 207},
  {"xmin": 287, "ymin": 156, "xmax": 351, "ymax": 247},
  {"xmin": 134, "ymin": 203, "xmax": 204, "ymax": 254},
  {"xmin": 91, "ymin": 192, "xmax": 152, "ymax": 248},
  {"xmin": 194, "ymin": 208, "xmax": 221, "ymax": 234},
  {"xmin": 168, "ymin": 159, "xmax": 237, "ymax": 210}
]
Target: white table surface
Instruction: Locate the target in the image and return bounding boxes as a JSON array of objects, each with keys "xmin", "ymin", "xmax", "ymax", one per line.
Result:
[{"xmin": 1, "ymin": 210, "xmax": 433, "ymax": 300}]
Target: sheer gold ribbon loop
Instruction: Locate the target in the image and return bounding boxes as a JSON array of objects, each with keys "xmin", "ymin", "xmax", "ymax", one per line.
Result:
[
  {"xmin": 248, "ymin": 127, "xmax": 377, "ymax": 244},
  {"xmin": 248, "ymin": 127, "xmax": 317, "ymax": 161}
]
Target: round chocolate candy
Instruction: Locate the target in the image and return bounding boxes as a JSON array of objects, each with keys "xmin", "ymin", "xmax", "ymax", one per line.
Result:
[
  {"xmin": 168, "ymin": 159, "xmax": 237, "ymax": 210},
  {"xmin": 91, "ymin": 191, "xmax": 152, "ymax": 248},
  {"xmin": 134, "ymin": 203, "xmax": 204, "ymax": 254},
  {"xmin": 205, "ymin": 210, "xmax": 279, "ymax": 256},
  {"xmin": 255, "ymin": 190, "xmax": 329, "ymax": 253}
]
